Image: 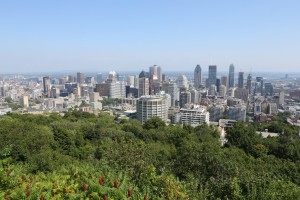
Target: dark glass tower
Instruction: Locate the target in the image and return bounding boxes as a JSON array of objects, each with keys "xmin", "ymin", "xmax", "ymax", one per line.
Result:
[
  {"xmin": 229, "ymin": 64, "xmax": 235, "ymax": 88},
  {"xmin": 194, "ymin": 64, "xmax": 202, "ymax": 89}
]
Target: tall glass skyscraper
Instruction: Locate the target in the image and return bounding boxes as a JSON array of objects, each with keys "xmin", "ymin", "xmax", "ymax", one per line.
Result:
[
  {"xmin": 229, "ymin": 64, "xmax": 235, "ymax": 88},
  {"xmin": 207, "ymin": 65, "xmax": 217, "ymax": 87},
  {"xmin": 238, "ymin": 72, "xmax": 244, "ymax": 88},
  {"xmin": 194, "ymin": 64, "xmax": 202, "ymax": 89}
]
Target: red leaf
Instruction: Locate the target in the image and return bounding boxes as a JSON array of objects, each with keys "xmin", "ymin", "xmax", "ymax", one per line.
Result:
[
  {"xmin": 114, "ymin": 180, "xmax": 118, "ymax": 189},
  {"xmin": 83, "ymin": 182, "xmax": 87, "ymax": 191}
]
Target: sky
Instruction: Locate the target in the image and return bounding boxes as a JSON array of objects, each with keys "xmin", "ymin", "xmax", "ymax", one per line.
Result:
[{"xmin": 0, "ymin": 0, "xmax": 300, "ymax": 73}]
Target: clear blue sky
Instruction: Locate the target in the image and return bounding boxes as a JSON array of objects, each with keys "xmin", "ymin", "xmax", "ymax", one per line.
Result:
[{"xmin": 0, "ymin": 0, "xmax": 299, "ymax": 73}]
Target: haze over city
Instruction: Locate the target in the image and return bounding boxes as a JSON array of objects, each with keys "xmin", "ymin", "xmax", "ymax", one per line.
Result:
[{"xmin": 1, "ymin": 0, "xmax": 300, "ymax": 73}]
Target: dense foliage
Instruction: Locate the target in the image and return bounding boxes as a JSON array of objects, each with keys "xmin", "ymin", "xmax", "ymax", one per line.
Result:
[{"xmin": 1, "ymin": 110, "xmax": 300, "ymax": 199}]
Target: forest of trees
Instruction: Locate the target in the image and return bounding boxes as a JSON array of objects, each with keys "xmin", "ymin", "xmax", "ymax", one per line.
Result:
[{"xmin": 1, "ymin": 110, "xmax": 300, "ymax": 199}]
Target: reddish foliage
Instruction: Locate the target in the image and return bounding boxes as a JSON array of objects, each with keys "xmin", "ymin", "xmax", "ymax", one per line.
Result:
[
  {"xmin": 144, "ymin": 195, "xmax": 147, "ymax": 200},
  {"xmin": 103, "ymin": 195, "xmax": 108, "ymax": 200},
  {"xmin": 83, "ymin": 182, "xmax": 87, "ymax": 191},
  {"xmin": 128, "ymin": 188, "xmax": 133, "ymax": 197},
  {"xmin": 40, "ymin": 195, "xmax": 45, "ymax": 200},
  {"xmin": 5, "ymin": 194, "xmax": 9, "ymax": 200},
  {"xmin": 29, "ymin": 176, "xmax": 33, "ymax": 182},
  {"xmin": 99, "ymin": 176, "xmax": 105, "ymax": 186},
  {"xmin": 114, "ymin": 180, "xmax": 118, "ymax": 189},
  {"xmin": 26, "ymin": 189, "xmax": 31, "ymax": 197},
  {"xmin": 21, "ymin": 175, "xmax": 25, "ymax": 182}
]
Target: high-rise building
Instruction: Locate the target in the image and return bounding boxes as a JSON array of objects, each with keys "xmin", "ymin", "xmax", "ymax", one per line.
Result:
[
  {"xmin": 207, "ymin": 65, "xmax": 217, "ymax": 87},
  {"xmin": 68, "ymin": 75, "xmax": 75, "ymax": 83},
  {"xmin": 247, "ymin": 73, "xmax": 252, "ymax": 94},
  {"xmin": 157, "ymin": 66, "xmax": 162, "ymax": 82},
  {"xmin": 238, "ymin": 72, "xmax": 244, "ymax": 88},
  {"xmin": 137, "ymin": 95, "xmax": 168, "ymax": 123},
  {"xmin": 216, "ymin": 78, "xmax": 221, "ymax": 92},
  {"xmin": 43, "ymin": 76, "xmax": 51, "ymax": 97},
  {"xmin": 264, "ymin": 83, "xmax": 274, "ymax": 96},
  {"xmin": 219, "ymin": 85, "xmax": 227, "ymax": 97},
  {"xmin": 127, "ymin": 76, "xmax": 135, "ymax": 87},
  {"xmin": 77, "ymin": 72, "xmax": 84, "ymax": 84},
  {"xmin": 168, "ymin": 83, "xmax": 179, "ymax": 107},
  {"xmin": 179, "ymin": 91, "xmax": 191, "ymax": 108},
  {"xmin": 176, "ymin": 75, "xmax": 188, "ymax": 89},
  {"xmin": 194, "ymin": 64, "xmax": 202, "ymax": 89},
  {"xmin": 229, "ymin": 64, "xmax": 235, "ymax": 88},
  {"xmin": 138, "ymin": 71, "xmax": 150, "ymax": 97},
  {"xmin": 97, "ymin": 73, "xmax": 103, "ymax": 83},
  {"xmin": 221, "ymin": 76, "xmax": 228, "ymax": 89},
  {"xmin": 255, "ymin": 77, "xmax": 264, "ymax": 95}
]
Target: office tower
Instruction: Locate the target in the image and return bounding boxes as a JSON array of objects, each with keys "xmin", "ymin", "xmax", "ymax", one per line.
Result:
[
  {"xmin": 107, "ymin": 71, "xmax": 117, "ymax": 83},
  {"xmin": 247, "ymin": 73, "xmax": 252, "ymax": 94},
  {"xmin": 134, "ymin": 75, "xmax": 139, "ymax": 88},
  {"xmin": 149, "ymin": 65, "xmax": 158, "ymax": 77},
  {"xmin": 229, "ymin": 64, "xmax": 235, "ymax": 88},
  {"xmin": 194, "ymin": 64, "xmax": 202, "ymax": 89},
  {"xmin": 97, "ymin": 73, "xmax": 103, "ymax": 83},
  {"xmin": 157, "ymin": 66, "xmax": 162, "ymax": 82},
  {"xmin": 176, "ymin": 75, "xmax": 188, "ymax": 89},
  {"xmin": 208, "ymin": 84, "xmax": 216, "ymax": 96},
  {"xmin": 190, "ymin": 89, "xmax": 200, "ymax": 104},
  {"xmin": 127, "ymin": 76, "xmax": 135, "ymax": 87},
  {"xmin": 216, "ymin": 78, "xmax": 221, "ymax": 92},
  {"xmin": 221, "ymin": 76, "xmax": 228, "ymax": 89},
  {"xmin": 77, "ymin": 72, "xmax": 84, "ymax": 84},
  {"xmin": 162, "ymin": 74, "xmax": 166, "ymax": 82},
  {"xmin": 43, "ymin": 76, "xmax": 51, "ymax": 97},
  {"xmin": 264, "ymin": 83, "xmax": 274, "ymax": 96},
  {"xmin": 85, "ymin": 77, "xmax": 95, "ymax": 84},
  {"xmin": 137, "ymin": 95, "xmax": 168, "ymax": 123},
  {"xmin": 234, "ymin": 88, "xmax": 249, "ymax": 103},
  {"xmin": 168, "ymin": 83, "xmax": 179, "ymax": 107},
  {"xmin": 179, "ymin": 91, "xmax": 191, "ymax": 108},
  {"xmin": 138, "ymin": 71, "xmax": 150, "ymax": 97},
  {"xmin": 238, "ymin": 72, "xmax": 244, "ymax": 88},
  {"xmin": 50, "ymin": 86, "xmax": 58, "ymax": 98},
  {"xmin": 68, "ymin": 75, "xmax": 75, "ymax": 83},
  {"xmin": 207, "ymin": 65, "xmax": 217, "ymax": 87},
  {"xmin": 109, "ymin": 81, "xmax": 126, "ymax": 98},
  {"xmin": 255, "ymin": 77, "xmax": 264, "ymax": 95},
  {"xmin": 219, "ymin": 85, "xmax": 227, "ymax": 97}
]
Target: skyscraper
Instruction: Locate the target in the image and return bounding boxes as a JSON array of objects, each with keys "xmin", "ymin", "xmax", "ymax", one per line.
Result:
[
  {"xmin": 77, "ymin": 72, "xmax": 84, "ymax": 84},
  {"xmin": 221, "ymin": 76, "xmax": 228, "ymax": 89},
  {"xmin": 238, "ymin": 72, "xmax": 244, "ymax": 88},
  {"xmin": 43, "ymin": 76, "xmax": 51, "ymax": 97},
  {"xmin": 207, "ymin": 65, "xmax": 217, "ymax": 87},
  {"xmin": 138, "ymin": 71, "xmax": 150, "ymax": 97},
  {"xmin": 247, "ymin": 73, "xmax": 252, "ymax": 94},
  {"xmin": 157, "ymin": 66, "xmax": 162, "ymax": 82},
  {"xmin": 194, "ymin": 64, "xmax": 202, "ymax": 89},
  {"xmin": 229, "ymin": 64, "xmax": 235, "ymax": 88}
]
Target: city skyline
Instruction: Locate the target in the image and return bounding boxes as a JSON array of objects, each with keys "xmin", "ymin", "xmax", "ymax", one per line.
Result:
[{"xmin": 1, "ymin": 1, "xmax": 300, "ymax": 73}]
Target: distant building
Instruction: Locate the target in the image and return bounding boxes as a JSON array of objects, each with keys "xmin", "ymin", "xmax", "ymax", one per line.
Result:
[
  {"xmin": 264, "ymin": 83, "xmax": 274, "ymax": 96},
  {"xmin": 138, "ymin": 71, "xmax": 150, "ymax": 97},
  {"xmin": 221, "ymin": 76, "xmax": 228, "ymax": 89},
  {"xmin": 207, "ymin": 65, "xmax": 217, "ymax": 87},
  {"xmin": 238, "ymin": 72, "xmax": 244, "ymax": 88},
  {"xmin": 176, "ymin": 75, "xmax": 188, "ymax": 89},
  {"xmin": 20, "ymin": 96, "xmax": 29, "ymax": 108},
  {"xmin": 227, "ymin": 105, "xmax": 246, "ymax": 121},
  {"xmin": 137, "ymin": 95, "xmax": 168, "ymax": 123},
  {"xmin": 43, "ymin": 76, "xmax": 51, "ymax": 97},
  {"xmin": 229, "ymin": 64, "xmax": 235, "ymax": 88},
  {"xmin": 247, "ymin": 73, "xmax": 252, "ymax": 94},
  {"xmin": 97, "ymin": 73, "xmax": 103, "ymax": 83},
  {"xmin": 194, "ymin": 64, "xmax": 202, "ymax": 89},
  {"xmin": 180, "ymin": 106, "xmax": 210, "ymax": 127},
  {"xmin": 77, "ymin": 72, "xmax": 84, "ymax": 84},
  {"xmin": 234, "ymin": 88, "xmax": 249, "ymax": 103}
]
